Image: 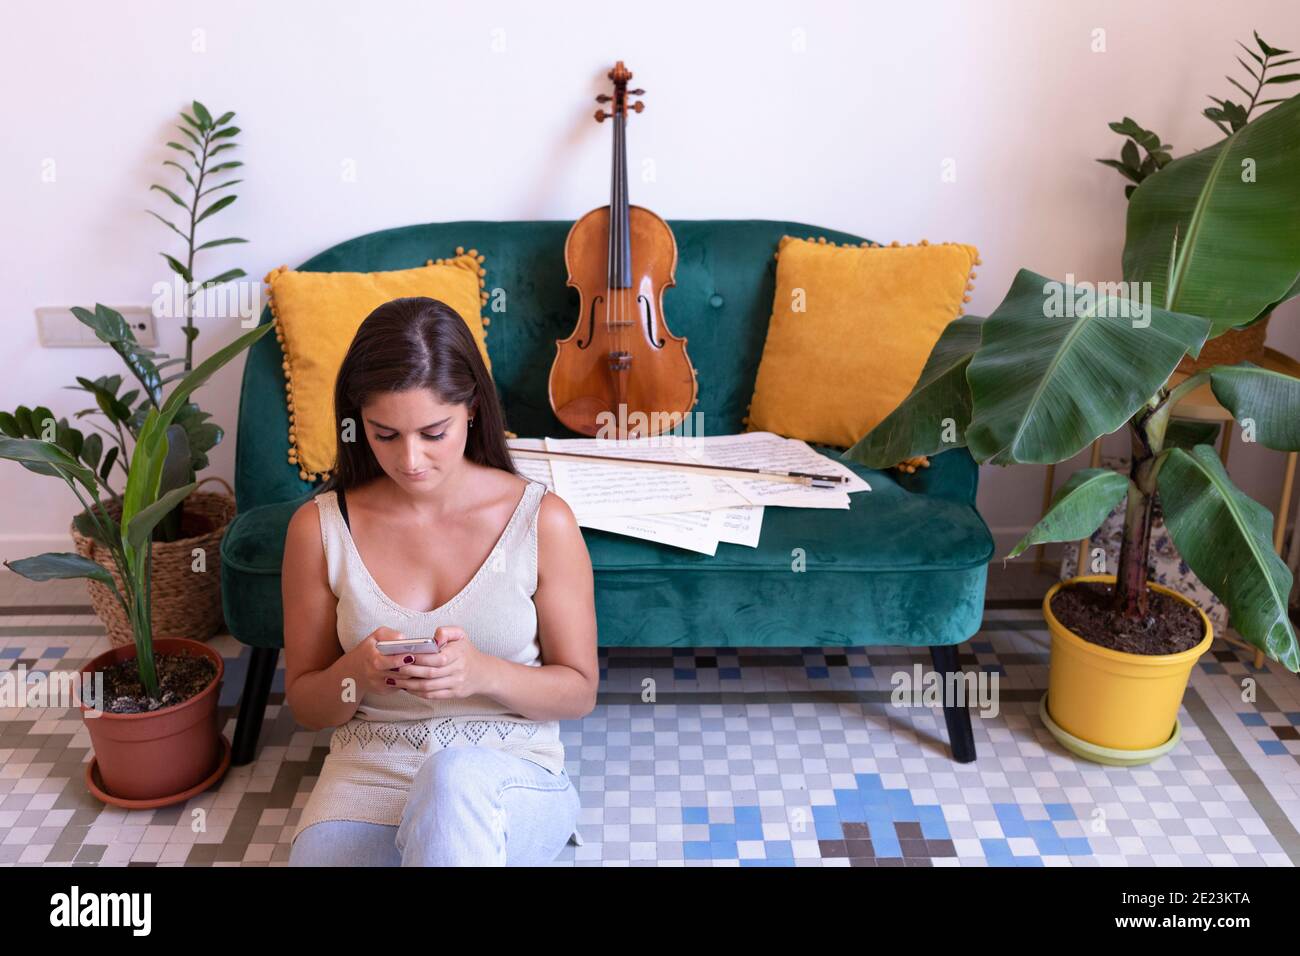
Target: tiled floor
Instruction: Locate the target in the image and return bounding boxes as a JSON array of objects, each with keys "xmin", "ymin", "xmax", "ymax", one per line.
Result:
[{"xmin": 2, "ymin": 566, "xmax": 1298, "ymax": 867}]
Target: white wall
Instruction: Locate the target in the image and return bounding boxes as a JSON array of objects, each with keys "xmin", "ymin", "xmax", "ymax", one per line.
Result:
[{"xmin": 3, "ymin": 0, "xmax": 1299, "ymax": 561}]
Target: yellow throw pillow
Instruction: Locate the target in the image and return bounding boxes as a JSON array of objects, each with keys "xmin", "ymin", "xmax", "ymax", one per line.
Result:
[
  {"xmin": 267, "ymin": 248, "xmax": 491, "ymax": 481},
  {"xmin": 744, "ymin": 235, "xmax": 979, "ymax": 449}
]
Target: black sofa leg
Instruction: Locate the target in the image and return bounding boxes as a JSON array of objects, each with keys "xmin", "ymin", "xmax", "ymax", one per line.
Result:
[
  {"xmin": 929, "ymin": 643, "xmax": 977, "ymax": 763},
  {"xmin": 231, "ymin": 646, "xmax": 280, "ymax": 766}
]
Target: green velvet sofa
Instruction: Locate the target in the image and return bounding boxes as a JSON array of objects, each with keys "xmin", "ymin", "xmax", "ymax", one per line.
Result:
[{"xmin": 220, "ymin": 219, "xmax": 994, "ymax": 765}]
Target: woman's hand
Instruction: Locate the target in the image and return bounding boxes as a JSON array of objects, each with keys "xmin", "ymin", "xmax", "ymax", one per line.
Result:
[
  {"xmin": 346, "ymin": 626, "xmax": 411, "ymax": 698},
  {"xmin": 387, "ymin": 626, "xmax": 491, "ymax": 700}
]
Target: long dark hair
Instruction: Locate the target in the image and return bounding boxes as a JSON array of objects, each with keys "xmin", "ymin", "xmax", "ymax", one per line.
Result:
[{"xmin": 317, "ymin": 296, "xmax": 517, "ymax": 494}]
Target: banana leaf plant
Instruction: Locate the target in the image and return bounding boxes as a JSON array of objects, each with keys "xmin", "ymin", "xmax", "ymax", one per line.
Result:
[
  {"xmin": 848, "ymin": 83, "xmax": 1300, "ymax": 671},
  {"xmin": 845, "ymin": 268, "xmax": 1300, "ymax": 672},
  {"xmin": 0, "ymin": 322, "xmax": 272, "ymax": 699}
]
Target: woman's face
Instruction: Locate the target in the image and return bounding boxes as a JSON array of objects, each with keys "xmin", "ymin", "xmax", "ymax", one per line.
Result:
[{"xmin": 359, "ymin": 388, "xmax": 474, "ymax": 491}]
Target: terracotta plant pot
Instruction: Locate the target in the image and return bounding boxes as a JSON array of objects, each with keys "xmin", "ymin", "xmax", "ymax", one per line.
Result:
[
  {"xmin": 1041, "ymin": 574, "xmax": 1213, "ymax": 765},
  {"xmin": 79, "ymin": 637, "xmax": 230, "ymax": 808}
]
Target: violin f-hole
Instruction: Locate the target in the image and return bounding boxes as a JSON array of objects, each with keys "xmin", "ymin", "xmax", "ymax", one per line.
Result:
[
  {"xmin": 637, "ymin": 294, "xmax": 664, "ymax": 348},
  {"xmin": 577, "ymin": 295, "xmax": 602, "ymax": 348}
]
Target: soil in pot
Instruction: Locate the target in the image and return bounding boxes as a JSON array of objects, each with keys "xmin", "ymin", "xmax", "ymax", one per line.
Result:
[
  {"xmin": 90, "ymin": 652, "xmax": 218, "ymax": 714},
  {"xmin": 1049, "ymin": 580, "xmax": 1204, "ymax": 655}
]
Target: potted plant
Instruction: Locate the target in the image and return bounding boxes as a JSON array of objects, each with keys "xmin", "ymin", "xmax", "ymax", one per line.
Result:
[
  {"xmin": 1096, "ymin": 30, "xmax": 1299, "ymax": 372},
  {"xmin": 0, "ymin": 101, "xmax": 248, "ymax": 647},
  {"xmin": 846, "ymin": 90, "xmax": 1300, "ymax": 765},
  {"xmin": 1, "ymin": 321, "xmax": 272, "ymax": 805}
]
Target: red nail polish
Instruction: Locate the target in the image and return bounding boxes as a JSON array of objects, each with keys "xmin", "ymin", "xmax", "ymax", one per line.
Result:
[
  {"xmin": 404, "ymin": 655, "xmax": 414, "ymax": 664},
  {"xmin": 386, "ymin": 678, "xmax": 395, "ymax": 685}
]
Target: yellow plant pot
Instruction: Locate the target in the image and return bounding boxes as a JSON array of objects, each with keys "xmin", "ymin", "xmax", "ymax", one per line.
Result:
[{"xmin": 1042, "ymin": 575, "xmax": 1213, "ymax": 759}]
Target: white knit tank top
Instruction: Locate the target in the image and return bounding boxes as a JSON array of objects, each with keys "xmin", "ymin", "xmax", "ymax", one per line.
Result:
[{"xmin": 292, "ymin": 477, "xmax": 570, "ymax": 845}]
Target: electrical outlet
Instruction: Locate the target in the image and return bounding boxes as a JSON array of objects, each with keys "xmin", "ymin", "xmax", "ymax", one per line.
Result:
[{"xmin": 36, "ymin": 306, "xmax": 158, "ymax": 348}]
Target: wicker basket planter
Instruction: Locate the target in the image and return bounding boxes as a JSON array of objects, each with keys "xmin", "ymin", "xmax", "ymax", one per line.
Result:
[{"xmin": 70, "ymin": 477, "xmax": 236, "ymax": 647}]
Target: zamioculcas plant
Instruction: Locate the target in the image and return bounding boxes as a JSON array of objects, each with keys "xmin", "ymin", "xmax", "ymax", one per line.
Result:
[
  {"xmin": 150, "ymin": 100, "xmax": 247, "ymax": 372},
  {"xmin": 1098, "ymin": 30, "xmax": 1299, "ymax": 198},
  {"xmin": 0, "ymin": 323, "xmax": 272, "ymax": 699}
]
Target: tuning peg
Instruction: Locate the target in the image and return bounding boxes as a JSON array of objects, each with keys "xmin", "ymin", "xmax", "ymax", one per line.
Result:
[
  {"xmin": 629, "ymin": 88, "xmax": 644, "ymax": 95},
  {"xmin": 595, "ymin": 94, "xmax": 611, "ymax": 103},
  {"xmin": 628, "ymin": 101, "xmax": 644, "ymax": 113},
  {"xmin": 594, "ymin": 109, "xmax": 611, "ymax": 122}
]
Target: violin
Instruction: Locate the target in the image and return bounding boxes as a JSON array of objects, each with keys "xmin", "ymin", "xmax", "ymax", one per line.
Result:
[{"xmin": 549, "ymin": 61, "xmax": 698, "ymax": 439}]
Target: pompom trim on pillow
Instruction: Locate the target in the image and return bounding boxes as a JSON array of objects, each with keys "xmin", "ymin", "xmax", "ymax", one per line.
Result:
[{"xmin": 266, "ymin": 249, "xmax": 491, "ymax": 482}]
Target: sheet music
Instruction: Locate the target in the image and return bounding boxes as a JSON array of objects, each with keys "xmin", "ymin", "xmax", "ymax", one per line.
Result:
[
  {"xmin": 542, "ymin": 435, "xmax": 750, "ymax": 517},
  {"xmin": 679, "ymin": 431, "xmax": 868, "ymax": 507},
  {"xmin": 579, "ymin": 510, "xmax": 723, "ymax": 556},
  {"xmin": 506, "ymin": 432, "xmax": 867, "ymax": 553},
  {"xmin": 507, "ymin": 438, "xmax": 755, "ymax": 554}
]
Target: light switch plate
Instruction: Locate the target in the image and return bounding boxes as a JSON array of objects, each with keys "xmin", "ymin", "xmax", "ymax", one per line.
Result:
[{"xmin": 36, "ymin": 306, "xmax": 158, "ymax": 348}]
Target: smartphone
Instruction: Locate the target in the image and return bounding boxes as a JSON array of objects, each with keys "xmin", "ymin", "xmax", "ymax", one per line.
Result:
[{"xmin": 375, "ymin": 637, "xmax": 440, "ymax": 655}]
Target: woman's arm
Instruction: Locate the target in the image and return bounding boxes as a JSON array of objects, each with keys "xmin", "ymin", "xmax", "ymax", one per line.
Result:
[
  {"xmin": 281, "ymin": 499, "xmax": 364, "ymax": 731},
  {"xmin": 480, "ymin": 491, "xmax": 599, "ymax": 721}
]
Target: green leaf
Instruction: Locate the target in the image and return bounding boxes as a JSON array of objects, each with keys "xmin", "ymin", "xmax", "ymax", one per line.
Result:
[
  {"xmin": 165, "ymin": 141, "xmax": 199, "ymax": 163},
  {"xmin": 119, "ymin": 323, "xmax": 274, "ymax": 555},
  {"xmin": 177, "ymin": 125, "xmax": 202, "ymax": 148},
  {"xmin": 1206, "ymin": 361, "xmax": 1300, "ymax": 449},
  {"xmin": 1109, "ymin": 117, "xmax": 1166, "ymax": 154},
  {"xmin": 197, "ymin": 178, "xmax": 242, "ymax": 199},
  {"xmin": 191, "ymin": 100, "xmax": 213, "ymax": 128},
  {"xmin": 1238, "ymin": 40, "xmax": 1264, "ymax": 66},
  {"xmin": 213, "ymin": 110, "xmax": 235, "ymax": 127},
  {"xmin": 197, "ymin": 268, "xmax": 246, "ymax": 290},
  {"xmin": 1121, "ymin": 139, "xmax": 1140, "ymax": 171},
  {"xmin": 1124, "ymin": 95, "xmax": 1300, "ymax": 335},
  {"xmin": 31, "ymin": 405, "xmax": 56, "ymax": 439},
  {"xmin": 1265, "ymin": 73, "xmax": 1300, "ymax": 85},
  {"xmin": 81, "ymin": 431, "xmax": 103, "ymax": 469},
  {"xmin": 160, "ymin": 253, "xmax": 193, "ymax": 283},
  {"xmin": 1158, "ymin": 445, "xmax": 1298, "ymax": 669},
  {"xmin": 208, "ymin": 161, "xmax": 243, "ymax": 174},
  {"xmin": 126, "ymin": 481, "xmax": 196, "ymax": 548},
  {"xmin": 963, "ymin": 270, "xmax": 1211, "ymax": 465},
  {"xmin": 14, "ymin": 405, "xmax": 34, "ymax": 437},
  {"xmin": 1226, "ymin": 75, "xmax": 1254, "ymax": 101},
  {"xmin": 3, "ymin": 552, "xmax": 116, "ymax": 586},
  {"xmin": 0, "ymin": 437, "xmax": 97, "ymax": 492},
  {"xmin": 195, "ymin": 194, "xmax": 236, "ymax": 224},
  {"xmin": 71, "ymin": 306, "xmax": 165, "ymax": 407},
  {"xmin": 0, "ymin": 411, "xmax": 20, "ymax": 438},
  {"xmin": 1007, "ymin": 468, "xmax": 1129, "ymax": 559},
  {"xmin": 149, "ymin": 184, "xmax": 188, "ymax": 210},
  {"xmin": 1234, "ymin": 57, "xmax": 1260, "ymax": 82},
  {"xmin": 161, "ymin": 159, "xmax": 195, "ymax": 187},
  {"xmin": 180, "ymin": 112, "xmax": 203, "ymax": 132},
  {"xmin": 1097, "ymin": 158, "xmax": 1144, "ymax": 184},
  {"xmin": 843, "ymin": 316, "xmax": 983, "ymax": 468},
  {"xmin": 194, "ymin": 237, "xmax": 248, "ymax": 252},
  {"xmin": 1256, "ymin": 31, "xmax": 1288, "ymax": 58},
  {"xmin": 145, "ymin": 209, "xmax": 188, "ymax": 241},
  {"xmin": 99, "ymin": 446, "xmax": 119, "ymax": 482},
  {"xmin": 208, "ymin": 143, "xmax": 237, "ymax": 156},
  {"xmin": 1162, "ymin": 419, "xmax": 1220, "ymax": 450},
  {"xmin": 210, "ymin": 126, "xmax": 240, "ymax": 140}
]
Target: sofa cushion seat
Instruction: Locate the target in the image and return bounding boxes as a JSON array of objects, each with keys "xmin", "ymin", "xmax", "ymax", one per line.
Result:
[{"xmin": 220, "ymin": 445, "xmax": 992, "ymax": 650}]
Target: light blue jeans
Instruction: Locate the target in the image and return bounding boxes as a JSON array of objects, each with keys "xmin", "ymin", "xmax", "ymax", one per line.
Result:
[{"xmin": 288, "ymin": 746, "xmax": 582, "ymax": 867}]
